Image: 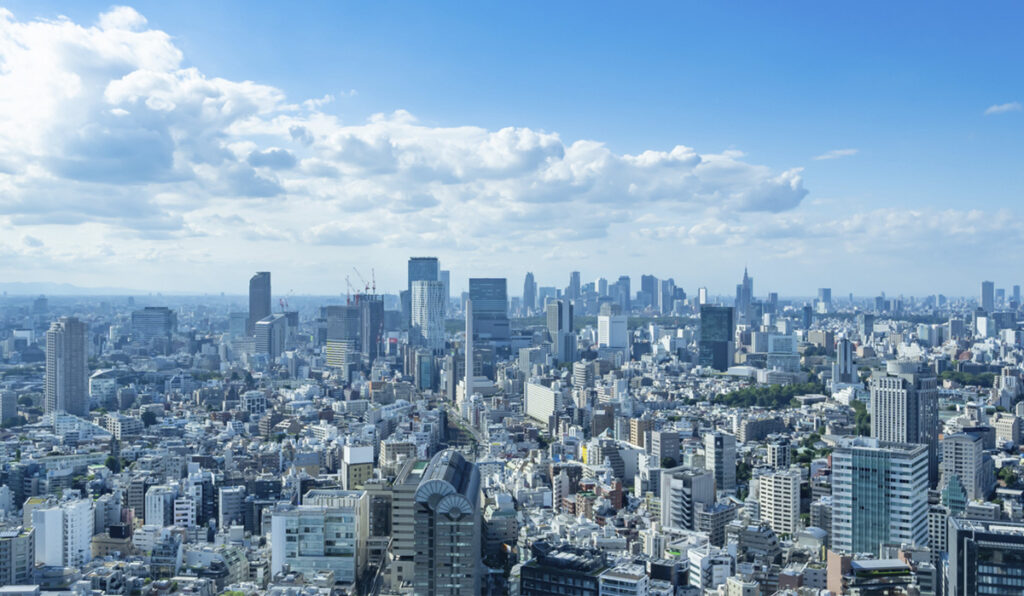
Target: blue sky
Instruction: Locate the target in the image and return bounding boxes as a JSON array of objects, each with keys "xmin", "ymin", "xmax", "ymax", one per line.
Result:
[{"xmin": 0, "ymin": 1, "xmax": 1022, "ymax": 296}]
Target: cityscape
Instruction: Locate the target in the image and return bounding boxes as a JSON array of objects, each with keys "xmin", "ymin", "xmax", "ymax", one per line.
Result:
[{"xmin": 3, "ymin": 2, "xmax": 1024, "ymax": 596}]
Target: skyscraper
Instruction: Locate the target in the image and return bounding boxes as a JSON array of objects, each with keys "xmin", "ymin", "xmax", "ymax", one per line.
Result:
[
  {"xmin": 468, "ymin": 278, "xmax": 509, "ymax": 342},
  {"xmin": 640, "ymin": 274, "xmax": 658, "ymax": 309},
  {"xmin": 411, "ymin": 280, "xmax": 446, "ymax": 353},
  {"xmin": 546, "ymin": 299, "xmax": 576, "ymax": 364},
  {"xmin": 830, "ymin": 336, "xmax": 858, "ymax": 388},
  {"xmin": 981, "ymin": 280, "xmax": 995, "ymax": 313},
  {"xmin": 831, "ymin": 437, "xmax": 929, "ymax": 554},
  {"xmin": 248, "ymin": 272, "xmax": 272, "ymax": 335},
  {"xmin": 413, "ymin": 450, "xmax": 481, "ymax": 595},
  {"xmin": 45, "ymin": 316, "xmax": 88, "ymax": 416},
  {"xmin": 698, "ymin": 305, "xmax": 734, "ymax": 372},
  {"xmin": 439, "ymin": 269, "xmax": 451, "ymax": 316},
  {"xmin": 598, "ymin": 302, "xmax": 627, "ymax": 350},
  {"xmin": 735, "ymin": 268, "xmax": 753, "ymax": 325},
  {"xmin": 131, "ymin": 306, "xmax": 177, "ymax": 343},
  {"xmin": 522, "ymin": 272, "xmax": 537, "ymax": 315},
  {"xmin": 947, "ymin": 518, "xmax": 1024, "ymax": 596},
  {"xmin": 567, "ymin": 271, "xmax": 581, "ymax": 300},
  {"xmin": 870, "ymin": 360, "xmax": 939, "ymax": 485},
  {"xmin": 406, "ymin": 257, "xmax": 440, "ymax": 325},
  {"xmin": 817, "ymin": 287, "xmax": 832, "ymax": 312},
  {"xmin": 360, "ymin": 294, "xmax": 385, "ymax": 362}
]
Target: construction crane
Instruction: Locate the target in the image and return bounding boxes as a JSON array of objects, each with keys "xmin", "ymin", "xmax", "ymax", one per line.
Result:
[
  {"xmin": 352, "ymin": 267, "xmax": 370, "ymax": 294},
  {"xmin": 345, "ymin": 276, "xmax": 357, "ymax": 305}
]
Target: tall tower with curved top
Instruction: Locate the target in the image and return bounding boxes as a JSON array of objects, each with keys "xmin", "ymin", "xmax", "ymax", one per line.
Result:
[{"xmin": 413, "ymin": 450, "xmax": 481, "ymax": 595}]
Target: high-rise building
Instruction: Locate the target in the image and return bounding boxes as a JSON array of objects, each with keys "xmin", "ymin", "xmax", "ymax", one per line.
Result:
[
  {"xmin": 248, "ymin": 272, "xmax": 271, "ymax": 334},
  {"xmin": 45, "ymin": 316, "xmax": 88, "ymax": 417},
  {"xmin": 218, "ymin": 486, "xmax": 246, "ymax": 529},
  {"xmin": 940, "ymin": 432, "xmax": 993, "ymax": 501},
  {"xmin": 254, "ymin": 313, "xmax": 288, "ymax": 360},
  {"xmin": 704, "ymin": 431, "xmax": 736, "ymax": 492},
  {"xmin": 598, "ymin": 302, "xmax": 628, "ymax": 350},
  {"xmin": 406, "ymin": 257, "xmax": 440, "ymax": 325},
  {"xmin": 271, "ymin": 490, "xmax": 369, "ymax": 586},
  {"xmin": 360, "ymin": 294, "xmax": 385, "ymax": 362},
  {"xmin": 640, "ymin": 274, "xmax": 659, "ymax": 309},
  {"xmin": 830, "ymin": 336, "xmax": 858, "ymax": 389},
  {"xmin": 522, "ymin": 272, "xmax": 537, "ymax": 315},
  {"xmin": 520, "ymin": 542, "xmax": 607, "ymax": 596},
  {"xmin": 698, "ymin": 287, "xmax": 709, "ymax": 305},
  {"xmin": 870, "ymin": 360, "xmax": 939, "ymax": 485},
  {"xmin": 439, "ymin": 269, "xmax": 451, "ymax": 316},
  {"xmin": 468, "ymin": 278, "xmax": 509, "ymax": 342},
  {"xmin": 0, "ymin": 389, "xmax": 18, "ymax": 424},
  {"xmin": 758, "ymin": 468, "xmax": 800, "ymax": 535},
  {"xmin": 1014, "ymin": 284, "xmax": 1022, "ymax": 307},
  {"xmin": 596, "ymin": 277, "xmax": 608, "ymax": 296},
  {"xmin": 947, "ymin": 518, "xmax": 1024, "ymax": 596},
  {"xmin": 545, "ymin": 299, "xmax": 576, "ymax": 363},
  {"xmin": 567, "ymin": 271, "xmax": 581, "ymax": 300},
  {"xmin": 817, "ymin": 288, "xmax": 832, "ymax": 311},
  {"xmin": 130, "ymin": 307, "xmax": 177, "ymax": 342},
  {"xmin": 699, "ymin": 306, "xmax": 734, "ymax": 372},
  {"xmin": 981, "ymin": 280, "xmax": 995, "ymax": 313},
  {"xmin": 735, "ymin": 268, "xmax": 753, "ymax": 325},
  {"xmin": 411, "ymin": 280, "xmax": 446, "ymax": 353},
  {"xmin": 831, "ymin": 437, "xmax": 929, "ymax": 554},
  {"xmin": 413, "ymin": 450, "xmax": 481, "ymax": 595},
  {"xmin": 660, "ymin": 467, "xmax": 715, "ymax": 531}
]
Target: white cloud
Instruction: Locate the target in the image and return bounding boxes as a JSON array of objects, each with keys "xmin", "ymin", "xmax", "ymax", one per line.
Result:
[
  {"xmin": 984, "ymin": 102, "xmax": 1022, "ymax": 115},
  {"xmin": 0, "ymin": 6, "xmax": 1012, "ymax": 294},
  {"xmin": 813, "ymin": 148, "xmax": 858, "ymax": 160}
]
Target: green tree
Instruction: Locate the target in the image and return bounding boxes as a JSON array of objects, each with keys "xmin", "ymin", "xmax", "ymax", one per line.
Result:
[
  {"xmin": 141, "ymin": 410, "xmax": 158, "ymax": 427},
  {"xmin": 105, "ymin": 456, "xmax": 122, "ymax": 473}
]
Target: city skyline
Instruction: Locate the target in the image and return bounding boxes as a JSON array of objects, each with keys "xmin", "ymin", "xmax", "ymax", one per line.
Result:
[{"xmin": 2, "ymin": 3, "xmax": 1024, "ymax": 294}]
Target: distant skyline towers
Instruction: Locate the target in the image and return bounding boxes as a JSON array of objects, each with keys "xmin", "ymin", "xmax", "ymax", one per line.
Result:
[
  {"xmin": 439, "ymin": 270, "xmax": 451, "ymax": 316},
  {"xmin": 45, "ymin": 316, "xmax": 88, "ymax": 416},
  {"xmin": 360, "ymin": 294, "xmax": 385, "ymax": 363},
  {"xmin": 468, "ymin": 278, "xmax": 509, "ymax": 341},
  {"xmin": 735, "ymin": 267, "xmax": 753, "ymax": 325},
  {"xmin": 567, "ymin": 271, "xmax": 581, "ymax": 300},
  {"xmin": 698, "ymin": 305, "xmax": 734, "ymax": 372},
  {"xmin": 406, "ymin": 257, "xmax": 440, "ymax": 326},
  {"xmin": 248, "ymin": 271, "xmax": 271, "ymax": 334},
  {"xmin": 981, "ymin": 280, "xmax": 995, "ymax": 312},
  {"xmin": 523, "ymin": 272, "xmax": 537, "ymax": 315},
  {"xmin": 411, "ymin": 280, "xmax": 446, "ymax": 353}
]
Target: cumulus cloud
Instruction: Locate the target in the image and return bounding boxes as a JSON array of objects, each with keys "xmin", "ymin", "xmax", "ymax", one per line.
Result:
[
  {"xmin": 813, "ymin": 148, "xmax": 858, "ymax": 160},
  {"xmin": 985, "ymin": 102, "xmax": 1022, "ymax": 115},
  {"xmin": 6, "ymin": 6, "xmax": 1003, "ymax": 293}
]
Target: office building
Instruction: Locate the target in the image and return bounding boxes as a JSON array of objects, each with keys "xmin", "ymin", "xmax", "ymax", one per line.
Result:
[
  {"xmin": 870, "ymin": 360, "xmax": 939, "ymax": 485},
  {"xmin": 546, "ymin": 298, "xmax": 576, "ymax": 363},
  {"xmin": 522, "ymin": 272, "xmax": 537, "ymax": 315},
  {"xmin": 567, "ymin": 270, "xmax": 581, "ymax": 300},
  {"xmin": 270, "ymin": 490, "xmax": 368, "ymax": 586},
  {"xmin": 45, "ymin": 317, "xmax": 88, "ymax": 417},
  {"xmin": 145, "ymin": 485, "xmax": 177, "ymax": 527},
  {"xmin": 660, "ymin": 467, "xmax": 715, "ymax": 530},
  {"xmin": 1, "ymin": 390, "xmax": 17, "ymax": 424},
  {"xmin": 360, "ymin": 294, "xmax": 385, "ymax": 362},
  {"xmin": 412, "ymin": 450, "xmax": 481, "ymax": 596},
  {"xmin": 406, "ymin": 257, "xmax": 440, "ymax": 325},
  {"xmin": 981, "ymin": 280, "xmax": 995, "ymax": 313},
  {"xmin": 218, "ymin": 486, "xmax": 246, "ymax": 529},
  {"xmin": 699, "ymin": 305, "xmax": 735, "ymax": 372},
  {"xmin": 830, "ymin": 336, "xmax": 858, "ymax": 388},
  {"xmin": 705, "ymin": 431, "xmax": 737, "ymax": 492},
  {"xmin": 341, "ymin": 445, "xmax": 375, "ymax": 490},
  {"xmin": 941, "ymin": 432, "xmax": 993, "ymax": 501},
  {"xmin": 248, "ymin": 272, "xmax": 271, "ymax": 334},
  {"xmin": 254, "ymin": 313, "xmax": 287, "ymax": 360},
  {"xmin": 817, "ymin": 287, "xmax": 832, "ymax": 312},
  {"xmin": 758, "ymin": 468, "xmax": 801, "ymax": 535},
  {"xmin": 598, "ymin": 302, "xmax": 628, "ymax": 350},
  {"xmin": 130, "ymin": 307, "xmax": 177, "ymax": 342},
  {"xmin": 468, "ymin": 278, "xmax": 509, "ymax": 342},
  {"xmin": 411, "ymin": 279, "xmax": 446, "ymax": 353},
  {"xmin": 947, "ymin": 517, "xmax": 1024, "ymax": 596},
  {"xmin": 831, "ymin": 437, "xmax": 929, "ymax": 554}
]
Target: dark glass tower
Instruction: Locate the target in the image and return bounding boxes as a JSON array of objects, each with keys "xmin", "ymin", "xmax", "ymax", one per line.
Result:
[
  {"xmin": 698, "ymin": 305, "xmax": 734, "ymax": 372},
  {"xmin": 248, "ymin": 271, "xmax": 271, "ymax": 334}
]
